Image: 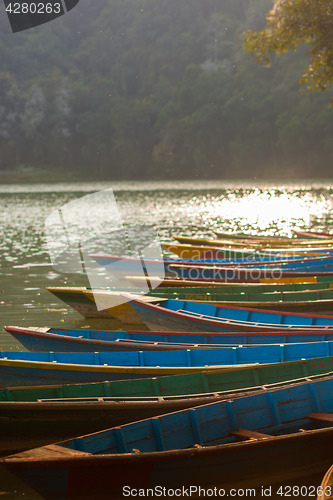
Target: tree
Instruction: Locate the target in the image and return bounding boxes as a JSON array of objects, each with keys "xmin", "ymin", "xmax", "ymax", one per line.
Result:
[
  {"xmin": 244, "ymin": 0, "xmax": 333, "ymax": 99},
  {"xmin": 0, "ymin": 72, "xmax": 23, "ymax": 165}
]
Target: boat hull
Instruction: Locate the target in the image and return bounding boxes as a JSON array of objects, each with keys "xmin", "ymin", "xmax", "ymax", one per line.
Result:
[
  {"xmin": 47, "ymin": 288, "xmax": 148, "ymax": 324},
  {"xmin": 8, "ymin": 326, "xmax": 333, "ymax": 352},
  {"xmin": 164, "ymin": 242, "xmax": 332, "ymax": 259},
  {"xmin": 174, "ymin": 234, "xmax": 333, "ymax": 249},
  {"xmin": 4, "ymin": 426, "xmax": 333, "ymax": 499},
  {"xmin": 171, "ymin": 264, "xmax": 333, "ymax": 281},
  {"xmin": 129, "ymin": 298, "xmax": 333, "ymax": 332},
  {"xmin": 47, "ymin": 287, "xmax": 116, "ymax": 319},
  {"xmin": 2, "ymin": 340, "xmax": 333, "ymax": 386},
  {"xmin": 0, "ymin": 361, "xmax": 251, "ymax": 388}
]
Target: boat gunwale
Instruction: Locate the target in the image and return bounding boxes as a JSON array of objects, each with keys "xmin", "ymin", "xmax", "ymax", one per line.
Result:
[{"xmin": 0, "ymin": 357, "xmax": 255, "ymax": 372}]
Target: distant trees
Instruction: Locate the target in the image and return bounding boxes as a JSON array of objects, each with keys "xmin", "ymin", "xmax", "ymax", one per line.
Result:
[{"xmin": 0, "ymin": 0, "xmax": 332, "ymax": 179}]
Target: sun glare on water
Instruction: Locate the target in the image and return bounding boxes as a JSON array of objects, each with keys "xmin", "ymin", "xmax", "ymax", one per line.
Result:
[{"xmin": 180, "ymin": 187, "xmax": 333, "ymax": 236}]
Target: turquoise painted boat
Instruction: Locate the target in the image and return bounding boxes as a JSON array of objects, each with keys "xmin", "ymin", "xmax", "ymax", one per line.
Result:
[
  {"xmin": 1, "ymin": 341, "xmax": 333, "ymax": 386},
  {"xmin": 93, "ymin": 252, "xmax": 333, "ymax": 268},
  {"xmin": 7, "ymin": 325, "xmax": 333, "ymax": 352},
  {"xmin": 3, "ymin": 376, "xmax": 333, "ymax": 498},
  {"xmin": 95, "ymin": 254, "xmax": 333, "ymax": 281},
  {"xmin": 129, "ymin": 297, "xmax": 333, "ymax": 332}
]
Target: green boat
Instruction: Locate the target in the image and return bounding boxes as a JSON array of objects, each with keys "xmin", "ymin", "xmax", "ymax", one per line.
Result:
[
  {"xmin": 47, "ymin": 279, "xmax": 333, "ymax": 322},
  {"xmin": 0, "ymin": 355, "xmax": 332, "ymax": 456}
]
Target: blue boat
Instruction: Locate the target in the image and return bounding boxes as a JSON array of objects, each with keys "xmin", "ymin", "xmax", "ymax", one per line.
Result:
[
  {"xmin": 92, "ymin": 253, "xmax": 333, "ymax": 280},
  {"xmin": 4, "ymin": 376, "xmax": 333, "ymax": 498},
  {"xmin": 129, "ymin": 297, "xmax": 333, "ymax": 332},
  {"xmin": 1, "ymin": 342, "xmax": 333, "ymax": 387},
  {"xmin": 170, "ymin": 262, "xmax": 333, "ymax": 281},
  {"xmin": 92, "ymin": 252, "xmax": 330, "ymax": 271},
  {"xmin": 6, "ymin": 325, "xmax": 333, "ymax": 352}
]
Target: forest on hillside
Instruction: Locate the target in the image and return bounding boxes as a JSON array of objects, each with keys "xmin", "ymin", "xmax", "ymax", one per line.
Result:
[{"xmin": 0, "ymin": 0, "xmax": 332, "ymax": 180}]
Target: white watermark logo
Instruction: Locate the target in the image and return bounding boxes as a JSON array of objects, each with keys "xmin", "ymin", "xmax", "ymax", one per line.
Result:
[{"xmin": 45, "ymin": 188, "xmax": 165, "ymax": 311}]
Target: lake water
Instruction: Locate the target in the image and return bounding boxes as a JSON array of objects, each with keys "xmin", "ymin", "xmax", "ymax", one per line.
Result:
[{"xmin": 1, "ymin": 179, "xmax": 333, "ymax": 497}]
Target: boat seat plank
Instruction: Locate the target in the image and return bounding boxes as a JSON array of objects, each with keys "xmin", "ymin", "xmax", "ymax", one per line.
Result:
[
  {"xmin": 306, "ymin": 412, "xmax": 333, "ymax": 423},
  {"xmin": 6, "ymin": 444, "xmax": 91, "ymax": 460},
  {"xmin": 229, "ymin": 429, "xmax": 271, "ymax": 441}
]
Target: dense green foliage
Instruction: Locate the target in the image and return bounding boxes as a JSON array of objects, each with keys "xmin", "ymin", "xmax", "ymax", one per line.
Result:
[
  {"xmin": 245, "ymin": 0, "xmax": 333, "ymax": 95},
  {"xmin": 0, "ymin": 0, "xmax": 332, "ymax": 179}
]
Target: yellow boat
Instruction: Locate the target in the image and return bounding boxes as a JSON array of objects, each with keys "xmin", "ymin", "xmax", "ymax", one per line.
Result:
[
  {"xmin": 46, "ymin": 287, "xmax": 158, "ymax": 325},
  {"xmin": 174, "ymin": 235, "xmax": 333, "ymax": 249},
  {"xmin": 163, "ymin": 242, "xmax": 330, "ymax": 259},
  {"xmin": 125, "ymin": 275, "xmax": 325, "ymax": 287},
  {"xmin": 214, "ymin": 230, "xmax": 333, "ymax": 245}
]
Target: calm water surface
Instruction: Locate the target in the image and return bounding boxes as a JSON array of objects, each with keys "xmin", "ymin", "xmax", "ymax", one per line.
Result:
[{"xmin": 1, "ymin": 179, "xmax": 333, "ymax": 498}]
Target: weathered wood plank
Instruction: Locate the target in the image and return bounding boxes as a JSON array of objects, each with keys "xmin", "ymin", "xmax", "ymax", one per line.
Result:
[{"xmin": 230, "ymin": 429, "xmax": 271, "ymax": 440}]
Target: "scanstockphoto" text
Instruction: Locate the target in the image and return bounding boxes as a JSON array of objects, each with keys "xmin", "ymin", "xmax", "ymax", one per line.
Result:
[{"xmin": 123, "ymin": 486, "xmax": 257, "ymax": 497}]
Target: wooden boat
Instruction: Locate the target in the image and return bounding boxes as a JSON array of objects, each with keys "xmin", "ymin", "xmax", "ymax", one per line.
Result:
[
  {"xmin": 93, "ymin": 254, "xmax": 333, "ymax": 273},
  {"xmin": 2, "ymin": 339, "xmax": 333, "ymax": 386},
  {"xmin": 176, "ymin": 234, "xmax": 333, "ymax": 248},
  {"xmin": 126, "ymin": 274, "xmax": 333, "ymax": 288},
  {"xmin": 318, "ymin": 464, "xmax": 333, "ymax": 500},
  {"xmin": 94, "ymin": 251, "xmax": 330, "ymax": 267},
  {"xmin": 170, "ymin": 262, "xmax": 333, "ymax": 282},
  {"xmin": 129, "ymin": 297, "xmax": 333, "ymax": 332},
  {"xmin": 294, "ymin": 229, "xmax": 333, "ymax": 240},
  {"xmin": 0, "ymin": 350, "xmax": 256, "ymax": 388},
  {"xmin": 2, "ymin": 358, "xmax": 332, "ymax": 457},
  {"xmin": 46, "ymin": 287, "xmax": 144, "ymax": 321},
  {"xmin": 8, "ymin": 325, "xmax": 333, "ymax": 352},
  {"xmin": 171, "ymin": 262, "xmax": 333, "ymax": 279},
  {"xmin": 162, "ymin": 242, "xmax": 275, "ymax": 259},
  {"xmin": 46, "ymin": 276, "xmax": 333, "ymax": 326},
  {"xmin": 214, "ymin": 231, "xmax": 286, "ymax": 240},
  {"xmin": 46, "ymin": 287, "xmax": 160, "ymax": 324},
  {"xmin": 94, "ymin": 253, "xmax": 333, "ymax": 278},
  {"xmin": 163, "ymin": 242, "xmax": 331, "ymax": 259},
  {"xmin": 47, "ymin": 286, "xmax": 333, "ymax": 322},
  {"xmin": 48, "ymin": 280, "xmax": 333, "ymax": 299},
  {"xmin": 92, "ymin": 253, "xmax": 310, "ymax": 276},
  {"xmin": 213, "ymin": 231, "xmax": 333, "ymax": 245},
  {"xmin": 174, "ymin": 234, "xmax": 333, "ymax": 249},
  {"xmin": 3, "ymin": 376, "xmax": 333, "ymax": 499}
]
